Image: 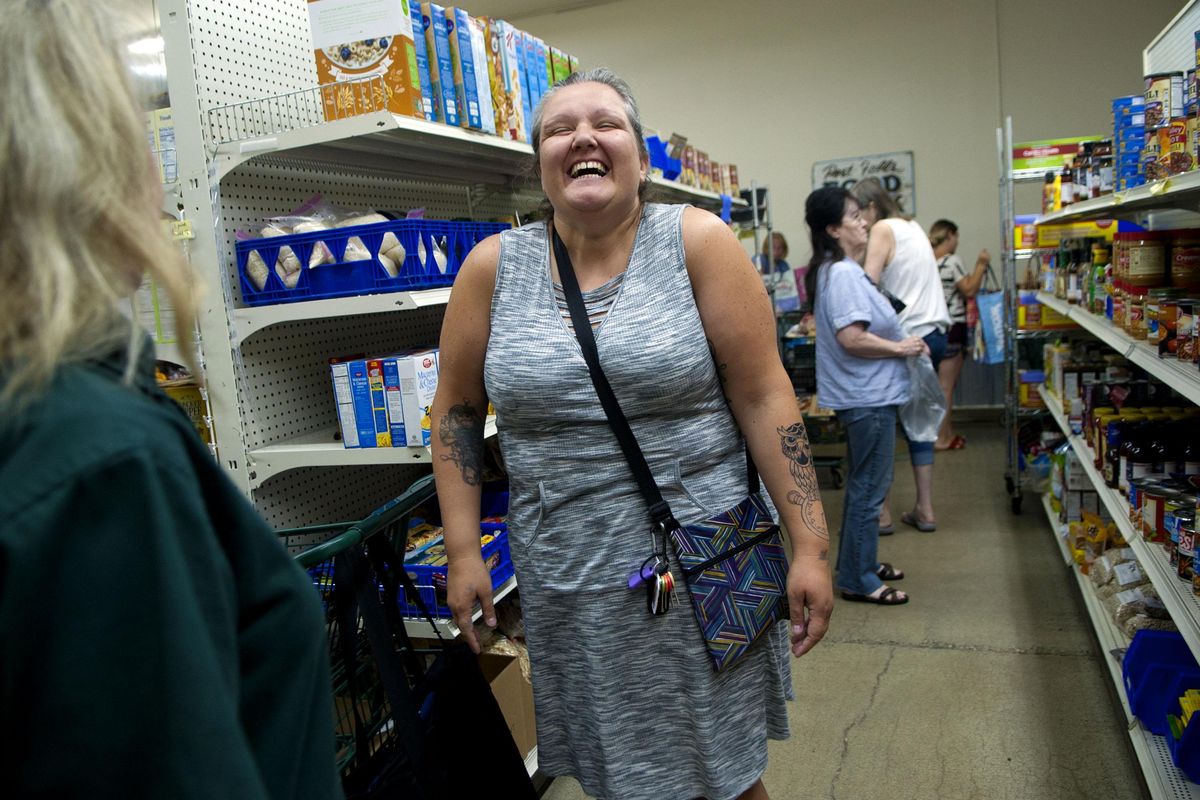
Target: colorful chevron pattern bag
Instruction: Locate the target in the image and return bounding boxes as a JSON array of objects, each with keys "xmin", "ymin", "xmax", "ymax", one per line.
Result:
[{"xmin": 553, "ymin": 228, "xmax": 790, "ymax": 672}]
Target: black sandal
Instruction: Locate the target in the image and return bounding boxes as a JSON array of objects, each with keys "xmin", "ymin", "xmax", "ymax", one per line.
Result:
[
  {"xmin": 875, "ymin": 562, "xmax": 904, "ymax": 581},
  {"xmin": 841, "ymin": 586, "xmax": 909, "ymax": 605}
]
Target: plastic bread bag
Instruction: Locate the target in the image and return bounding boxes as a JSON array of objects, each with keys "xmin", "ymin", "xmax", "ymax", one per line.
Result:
[
  {"xmin": 898, "ymin": 353, "xmax": 946, "ymax": 444},
  {"xmin": 266, "ymin": 194, "xmax": 338, "ymax": 270},
  {"xmin": 334, "ymin": 211, "xmax": 405, "ymax": 269}
]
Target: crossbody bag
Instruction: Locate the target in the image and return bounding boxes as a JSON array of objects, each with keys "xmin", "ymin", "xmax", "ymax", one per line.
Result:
[{"xmin": 552, "ymin": 226, "xmax": 790, "ymax": 672}]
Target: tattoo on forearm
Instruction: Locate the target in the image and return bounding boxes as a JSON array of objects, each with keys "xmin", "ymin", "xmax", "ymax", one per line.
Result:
[
  {"xmin": 439, "ymin": 400, "xmax": 485, "ymax": 486},
  {"xmin": 777, "ymin": 421, "xmax": 831, "ymax": 541}
]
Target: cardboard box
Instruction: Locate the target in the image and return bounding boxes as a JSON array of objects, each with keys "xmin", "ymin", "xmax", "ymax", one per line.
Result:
[
  {"xmin": 551, "ymin": 46, "xmax": 570, "ymax": 83},
  {"xmin": 151, "ymin": 108, "xmax": 177, "ymax": 182},
  {"xmin": 719, "ymin": 163, "xmax": 733, "ymax": 196},
  {"xmin": 1064, "ymin": 450, "xmax": 1090, "ymax": 491},
  {"xmin": 696, "ymin": 150, "xmax": 711, "ymax": 191},
  {"xmin": 535, "ymin": 37, "xmax": 551, "ymax": 94},
  {"xmin": 409, "ymin": 0, "xmax": 437, "ymax": 121},
  {"xmin": 728, "ymin": 164, "xmax": 740, "ymax": 195},
  {"xmin": 513, "ymin": 29, "xmax": 533, "ymax": 137},
  {"xmin": 479, "ymin": 653, "xmax": 537, "ymax": 759},
  {"xmin": 331, "ymin": 359, "xmax": 374, "ymax": 449},
  {"xmin": 364, "ymin": 357, "xmax": 393, "ymax": 447},
  {"xmin": 420, "ymin": 3, "xmax": 460, "ymax": 125},
  {"xmin": 495, "ymin": 21, "xmax": 528, "ymax": 141},
  {"xmin": 681, "ymin": 145, "xmax": 697, "ymax": 187},
  {"xmin": 397, "ymin": 349, "xmax": 439, "ymax": 447},
  {"xmin": 521, "ymin": 31, "xmax": 540, "ymax": 113},
  {"xmin": 381, "ymin": 356, "xmax": 406, "ymax": 445},
  {"xmin": 466, "ymin": 15, "xmax": 497, "ymax": 135},
  {"xmin": 309, "ymin": 0, "xmax": 421, "ymax": 119},
  {"xmin": 447, "ymin": 8, "xmax": 484, "ymax": 130},
  {"xmin": 568, "ymin": 54, "xmax": 580, "ymax": 75}
]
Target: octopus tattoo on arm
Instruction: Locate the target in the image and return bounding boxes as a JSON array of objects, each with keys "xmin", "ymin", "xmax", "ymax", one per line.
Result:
[
  {"xmin": 439, "ymin": 399, "xmax": 485, "ymax": 486},
  {"xmin": 778, "ymin": 421, "xmax": 831, "ymax": 542}
]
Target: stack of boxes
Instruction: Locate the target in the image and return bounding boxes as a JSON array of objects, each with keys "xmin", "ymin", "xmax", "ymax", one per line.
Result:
[
  {"xmin": 330, "ymin": 349, "xmax": 440, "ymax": 450},
  {"xmin": 1113, "ymin": 95, "xmax": 1146, "ymax": 191}
]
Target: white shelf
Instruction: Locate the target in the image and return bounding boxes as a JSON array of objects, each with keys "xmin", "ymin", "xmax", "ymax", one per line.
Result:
[
  {"xmin": 1040, "ymin": 387, "xmax": 1200, "ymax": 664},
  {"xmin": 1036, "ymin": 293, "xmax": 1200, "ymax": 407},
  {"xmin": 1039, "ymin": 491, "xmax": 1200, "ymax": 799},
  {"xmin": 212, "ymin": 109, "xmax": 745, "ymax": 211},
  {"xmin": 401, "ymin": 573, "xmax": 518, "ymax": 639},
  {"xmin": 247, "ymin": 416, "xmax": 497, "ymax": 489},
  {"xmin": 232, "ymin": 287, "xmax": 452, "ymax": 344},
  {"xmin": 1013, "ymin": 167, "xmax": 1057, "ymax": 183},
  {"xmin": 1038, "ymin": 170, "xmax": 1200, "ymax": 225}
]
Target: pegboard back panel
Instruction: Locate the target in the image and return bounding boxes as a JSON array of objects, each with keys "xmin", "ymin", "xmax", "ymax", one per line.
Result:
[
  {"xmin": 239, "ymin": 305, "xmax": 445, "ymax": 449},
  {"xmin": 189, "ymin": 0, "xmax": 318, "ymax": 115},
  {"xmin": 1145, "ymin": 1, "xmax": 1200, "ymax": 74},
  {"xmin": 217, "ymin": 160, "xmax": 538, "ymax": 303},
  {"xmin": 256, "ymin": 463, "xmax": 431, "ymax": 529}
]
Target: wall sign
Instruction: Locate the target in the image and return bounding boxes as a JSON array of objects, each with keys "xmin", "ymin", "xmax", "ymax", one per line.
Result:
[{"xmin": 812, "ymin": 151, "xmax": 916, "ymax": 215}]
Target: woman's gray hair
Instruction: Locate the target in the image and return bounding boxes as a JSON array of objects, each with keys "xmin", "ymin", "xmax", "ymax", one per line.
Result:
[{"xmin": 528, "ymin": 67, "xmax": 653, "ymax": 211}]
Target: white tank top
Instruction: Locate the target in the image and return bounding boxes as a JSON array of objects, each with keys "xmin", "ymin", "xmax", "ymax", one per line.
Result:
[{"xmin": 879, "ymin": 218, "xmax": 951, "ymax": 338}]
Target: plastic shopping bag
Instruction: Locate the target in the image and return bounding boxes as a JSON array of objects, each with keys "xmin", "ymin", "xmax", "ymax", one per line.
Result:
[
  {"xmin": 899, "ymin": 353, "xmax": 946, "ymax": 443},
  {"xmin": 975, "ymin": 289, "xmax": 1006, "ymax": 365}
]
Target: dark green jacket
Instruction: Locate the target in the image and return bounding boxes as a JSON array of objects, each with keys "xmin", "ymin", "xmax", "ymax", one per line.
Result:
[{"xmin": 0, "ymin": 342, "xmax": 341, "ymax": 799}]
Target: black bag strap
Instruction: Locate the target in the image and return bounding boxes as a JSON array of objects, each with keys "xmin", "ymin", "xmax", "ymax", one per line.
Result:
[{"xmin": 550, "ymin": 225, "xmax": 759, "ymax": 524}]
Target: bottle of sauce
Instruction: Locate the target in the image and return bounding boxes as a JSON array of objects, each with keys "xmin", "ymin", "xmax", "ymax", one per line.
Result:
[{"xmin": 1060, "ymin": 164, "xmax": 1074, "ymax": 209}]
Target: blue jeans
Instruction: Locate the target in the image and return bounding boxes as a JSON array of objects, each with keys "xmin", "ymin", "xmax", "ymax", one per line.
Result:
[
  {"xmin": 834, "ymin": 405, "xmax": 898, "ymax": 595},
  {"xmin": 905, "ymin": 329, "xmax": 947, "ymax": 467}
]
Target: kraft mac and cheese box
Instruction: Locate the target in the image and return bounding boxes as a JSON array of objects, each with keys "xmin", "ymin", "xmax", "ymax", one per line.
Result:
[
  {"xmin": 308, "ymin": 0, "xmax": 421, "ymax": 119},
  {"xmin": 447, "ymin": 8, "xmax": 483, "ymax": 130},
  {"xmin": 331, "ymin": 357, "xmax": 376, "ymax": 449},
  {"xmin": 381, "ymin": 355, "xmax": 407, "ymax": 445},
  {"xmin": 420, "ymin": 3, "xmax": 459, "ymax": 126},
  {"xmin": 467, "ymin": 15, "xmax": 497, "ymax": 135},
  {"xmin": 364, "ymin": 357, "xmax": 393, "ymax": 447},
  {"xmin": 397, "ymin": 349, "xmax": 440, "ymax": 447},
  {"xmin": 409, "ymin": 0, "xmax": 436, "ymax": 121}
]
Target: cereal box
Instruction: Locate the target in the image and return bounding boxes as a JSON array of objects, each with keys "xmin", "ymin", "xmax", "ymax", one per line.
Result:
[
  {"xmin": 420, "ymin": 3, "xmax": 460, "ymax": 126},
  {"xmin": 681, "ymin": 146, "xmax": 698, "ymax": 187},
  {"xmin": 495, "ymin": 20, "xmax": 527, "ymax": 141},
  {"xmin": 308, "ymin": 0, "xmax": 421, "ymax": 120},
  {"xmin": 568, "ymin": 54, "xmax": 580, "ymax": 75},
  {"xmin": 330, "ymin": 358, "xmax": 375, "ymax": 449},
  {"xmin": 522, "ymin": 31, "xmax": 541, "ymax": 113},
  {"xmin": 695, "ymin": 150, "xmax": 711, "ymax": 191},
  {"xmin": 551, "ymin": 47, "xmax": 570, "ymax": 84},
  {"xmin": 719, "ymin": 164, "xmax": 733, "ymax": 196},
  {"xmin": 447, "ymin": 8, "xmax": 483, "ymax": 130},
  {"xmin": 728, "ymin": 164, "xmax": 740, "ymax": 195},
  {"xmin": 535, "ymin": 37, "xmax": 551, "ymax": 93},
  {"xmin": 409, "ymin": 0, "xmax": 436, "ymax": 121},
  {"xmin": 466, "ymin": 15, "xmax": 497, "ymax": 135}
]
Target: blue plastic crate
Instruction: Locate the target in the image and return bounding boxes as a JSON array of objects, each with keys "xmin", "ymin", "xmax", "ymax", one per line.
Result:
[
  {"xmin": 646, "ymin": 134, "xmax": 681, "ymax": 181},
  {"xmin": 397, "ymin": 528, "xmax": 513, "ymax": 619},
  {"xmin": 1166, "ymin": 671, "xmax": 1200, "ymax": 782},
  {"xmin": 1124, "ymin": 630, "xmax": 1199, "ymax": 736},
  {"xmin": 236, "ymin": 218, "xmax": 511, "ymax": 306}
]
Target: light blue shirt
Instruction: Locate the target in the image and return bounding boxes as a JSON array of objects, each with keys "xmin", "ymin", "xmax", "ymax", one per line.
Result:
[{"xmin": 813, "ymin": 258, "xmax": 911, "ymax": 410}]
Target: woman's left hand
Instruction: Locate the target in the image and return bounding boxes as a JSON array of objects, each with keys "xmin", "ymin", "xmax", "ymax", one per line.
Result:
[{"xmin": 787, "ymin": 554, "xmax": 834, "ymax": 658}]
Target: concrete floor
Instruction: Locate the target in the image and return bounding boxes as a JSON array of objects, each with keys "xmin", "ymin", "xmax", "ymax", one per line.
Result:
[{"xmin": 542, "ymin": 421, "xmax": 1148, "ymax": 800}]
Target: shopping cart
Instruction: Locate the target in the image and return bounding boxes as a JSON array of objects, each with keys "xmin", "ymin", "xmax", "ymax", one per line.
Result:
[
  {"xmin": 277, "ymin": 474, "xmax": 440, "ymax": 784},
  {"xmin": 783, "ymin": 332, "xmax": 847, "ymax": 490}
]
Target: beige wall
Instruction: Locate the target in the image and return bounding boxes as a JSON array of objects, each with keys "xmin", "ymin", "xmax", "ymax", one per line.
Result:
[{"xmin": 492, "ymin": 0, "xmax": 1180, "ymax": 269}]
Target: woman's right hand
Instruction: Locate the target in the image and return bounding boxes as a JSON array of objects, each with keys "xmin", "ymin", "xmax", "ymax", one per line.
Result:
[
  {"xmin": 447, "ymin": 555, "xmax": 497, "ymax": 654},
  {"xmin": 895, "ymin": 335, "xmax": 927, "ymax": 358}
]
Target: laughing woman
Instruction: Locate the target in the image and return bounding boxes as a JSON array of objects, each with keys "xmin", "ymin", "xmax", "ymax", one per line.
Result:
[{"xmin": 430, "ymin": 68, "xmax": 833, "ymax": 800}]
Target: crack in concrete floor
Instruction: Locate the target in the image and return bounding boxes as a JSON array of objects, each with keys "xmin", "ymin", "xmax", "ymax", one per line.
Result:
[{"xmin": 829, "ymin": 645, "xmax": 897, "ymax": 800}]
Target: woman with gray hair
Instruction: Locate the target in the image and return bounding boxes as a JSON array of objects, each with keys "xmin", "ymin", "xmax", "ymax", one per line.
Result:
[
  {"xmin": 0, "ymin": 2, "xmax": 339, "ymax": 796},
  {"xmin": 432, "ymin": 67, "xmax": 833, "ymax": 800}
]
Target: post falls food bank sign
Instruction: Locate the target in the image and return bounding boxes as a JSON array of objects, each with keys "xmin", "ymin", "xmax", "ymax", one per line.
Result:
[{"xmin": 812, "ymin": 151, "xmax": 916, "ymax": 215}]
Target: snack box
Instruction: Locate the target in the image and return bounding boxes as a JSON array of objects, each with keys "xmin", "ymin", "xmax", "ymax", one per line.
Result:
[{"xmin": 309, "ymin": 0, "xmax": 421, "ymax": 119}]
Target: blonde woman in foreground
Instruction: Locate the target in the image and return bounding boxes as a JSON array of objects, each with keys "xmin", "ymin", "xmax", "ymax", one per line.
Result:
[{"xmin": 0, "ymin": 2, "xmax": 339, "ymax": 796}]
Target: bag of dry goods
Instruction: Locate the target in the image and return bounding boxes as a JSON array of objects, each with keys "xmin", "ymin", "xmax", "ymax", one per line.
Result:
[
  {"xmin": 1091, "ymin": 548, "xmax": 1136, "ymax": 587},
  {"xmin": 1097, "ymin": 559, "xmax": 1149, "ymax": 601},
  {"xmin": 1122, "ymin": 614, "xmax": 1177, "ymax": 638}
]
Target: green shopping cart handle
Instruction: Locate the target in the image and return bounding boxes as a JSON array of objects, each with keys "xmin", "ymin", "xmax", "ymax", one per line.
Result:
[{"xmin": 292, "ymin": 473, "xmax": 438, "ymax": 568}]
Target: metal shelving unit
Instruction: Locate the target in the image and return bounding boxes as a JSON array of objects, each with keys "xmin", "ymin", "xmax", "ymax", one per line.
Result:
[
  {"xmin": 1039, "ymin": 491, "xmax": 1200, "ymax": 800},
  {"xmin": 1037, "ymin": 293, "xmax": 1200, "ymax": 407},
  {"xmin": 998, "ymin": 117, "xmax": 1048, "ymax": 514}
]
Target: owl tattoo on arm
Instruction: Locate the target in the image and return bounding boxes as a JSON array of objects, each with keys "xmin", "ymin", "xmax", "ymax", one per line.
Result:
[{"xmin": 778, "ymin": 422, "xmax": 830, "ymax": 541}]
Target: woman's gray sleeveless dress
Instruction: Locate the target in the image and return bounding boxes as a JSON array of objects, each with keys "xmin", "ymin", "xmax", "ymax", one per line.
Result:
[{"xmin": 483, "ymin": 203, "xmax": 792, "ymax": 800}]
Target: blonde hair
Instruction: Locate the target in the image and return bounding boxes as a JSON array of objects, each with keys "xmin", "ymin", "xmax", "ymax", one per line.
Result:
[{"xmin": 0, "ymin": 0, "xmax": 196, "ymax": 408}]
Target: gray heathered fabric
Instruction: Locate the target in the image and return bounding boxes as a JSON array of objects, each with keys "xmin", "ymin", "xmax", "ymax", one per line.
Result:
[{"xmin": 483, "ymin": 203, "xmax": 793, "ymax": 800}]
